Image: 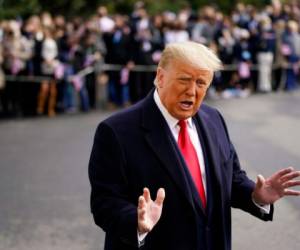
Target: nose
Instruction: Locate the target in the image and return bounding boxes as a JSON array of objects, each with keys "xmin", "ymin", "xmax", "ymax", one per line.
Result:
[{"xmin": 185, "ymin": 81, "xmax": 197, "ymax": 97}]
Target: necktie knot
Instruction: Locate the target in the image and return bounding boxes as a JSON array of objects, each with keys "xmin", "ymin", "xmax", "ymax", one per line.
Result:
[
  {"xmin": 178, "ymin": 120, "xmax": 188, "ymax": 147},
  {"xmin": 178, "ymin": 120, "xmax": 187, "ymax": 130}
]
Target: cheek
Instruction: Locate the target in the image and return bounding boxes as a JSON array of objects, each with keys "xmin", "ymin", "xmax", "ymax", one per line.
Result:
[
  {"xmin": 197, "ymin": 88, "xmax": 206, "ymax": 97},
  {"xmin": 195, "ymin": 90, "xmax": 206, "ymax": 104},
  {"xmin": 169, "ymin": 86, "xmax": 183, "ymax": 98}
]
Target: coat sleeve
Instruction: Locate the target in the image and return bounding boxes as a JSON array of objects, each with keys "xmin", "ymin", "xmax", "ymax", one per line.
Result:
[
  {"xmin": 88, "ymin": 122, "xmax": 139, "ymax": 247},
  {"xmin": 217, "ymin": 110, "xmax": 274, "ymax": 221}
]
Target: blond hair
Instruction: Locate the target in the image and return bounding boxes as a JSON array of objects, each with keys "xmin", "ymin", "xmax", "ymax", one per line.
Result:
[{"xmin": 154, "ymin": 41, "xmax": 222, "ymax": 85}]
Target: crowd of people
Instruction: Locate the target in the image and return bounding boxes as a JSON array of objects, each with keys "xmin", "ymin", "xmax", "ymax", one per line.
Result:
[{"xmin": 0, "ymin": 0, "xmax": 300, "ymax": 118}]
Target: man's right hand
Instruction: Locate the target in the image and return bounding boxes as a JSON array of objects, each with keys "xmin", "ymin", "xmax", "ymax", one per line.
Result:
[{"xmin": 137, "ymin": 187, "xmax": 165, "ymax": 234}]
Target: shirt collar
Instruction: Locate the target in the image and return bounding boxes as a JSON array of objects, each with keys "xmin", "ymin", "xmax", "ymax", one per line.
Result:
[{"xmin": 153, "ymin": 89, "xmax": 193, "ymax": 129}]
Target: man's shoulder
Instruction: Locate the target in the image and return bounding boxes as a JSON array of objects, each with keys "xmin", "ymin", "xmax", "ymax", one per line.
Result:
[
  {"xmin": 198, "ymin": 103, "xmax": 221, "ymax": 118},
  {"xmin": 199, "ymin": 103, "xmax": 216, "ymax": 112},
  {"xmin": 197, "ymin": 103, "xmax": 228, "ymax": 130}
]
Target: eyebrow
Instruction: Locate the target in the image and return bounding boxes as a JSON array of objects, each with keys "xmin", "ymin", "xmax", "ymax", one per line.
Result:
[
  {"xmin": 177, "ymin": 70, "xmax": 211, "ymax": 77},
  {"xmin": 177, "ymin": 74, "xmax": 208, "ymax": 81},
  {"xmin": 177, "ymin": 75, "xmax": 192, "ymax": 79}
]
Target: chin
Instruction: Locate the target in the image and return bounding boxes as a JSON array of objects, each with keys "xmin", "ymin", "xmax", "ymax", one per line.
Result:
[{"xmin": 174, "ymin": 112, "xmax": 194, "ymax": 120}]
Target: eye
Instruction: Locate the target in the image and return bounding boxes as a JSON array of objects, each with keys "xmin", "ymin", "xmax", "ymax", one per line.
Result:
[
  {"xmin": 178, "ymin": 77, "xmax": 191, "ymax": 84},
  {"xmin": 195, "ymin": 79, "xmax": 206, "ymax": 87}
]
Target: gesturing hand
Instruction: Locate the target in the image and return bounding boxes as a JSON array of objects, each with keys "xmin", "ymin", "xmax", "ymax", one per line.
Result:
[
  {"xmin": 137, "ymin": 187, "xmax": 165, "ymax": 234},
  {"xmin": 252, "ymin": 167, "xmax": 300, "ymax": 205}
]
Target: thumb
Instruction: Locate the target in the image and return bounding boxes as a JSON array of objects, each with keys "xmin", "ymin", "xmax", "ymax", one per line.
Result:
[
  {"xmin": 256, "ymin": 174, "xmax": 265, "ymax": 189},
  {"xmin": 155, "ymin": 188, "xmax": 165, "ymax": 206}
]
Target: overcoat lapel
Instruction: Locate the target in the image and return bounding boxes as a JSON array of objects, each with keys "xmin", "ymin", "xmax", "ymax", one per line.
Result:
[{"xmin": 194, "ymin": 108, "xmax": 224, "ymax": 218}]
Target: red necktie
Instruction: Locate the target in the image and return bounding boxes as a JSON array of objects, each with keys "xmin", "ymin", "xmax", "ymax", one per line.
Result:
[{"xmin": 178, "ymin": 120, "xmax": 206, "ymax": 209}]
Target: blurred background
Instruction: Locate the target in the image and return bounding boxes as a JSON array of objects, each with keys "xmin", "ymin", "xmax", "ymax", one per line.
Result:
[{"xmin": 0, "ymin": 0, "xmax": 300, "ymax": 249}]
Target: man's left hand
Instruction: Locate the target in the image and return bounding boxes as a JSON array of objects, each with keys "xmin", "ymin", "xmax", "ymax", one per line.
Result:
[{"xmin": 252, "ymin": 167, "xmax": 300, "ymax": 205}]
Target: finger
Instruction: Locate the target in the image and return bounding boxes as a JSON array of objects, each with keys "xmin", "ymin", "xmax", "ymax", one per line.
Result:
[
  {"xmin": 256, "ymin": 174, "xmax": 265, "ymax": 189},
  {"xmin": 138, "ymin": 195, "xmax": 146, "ymax": 209},
  {"xmin": 280, "ymin": 171, "xmax": 300, "ymax": 183},
  {"xmin": 138, "ymin": 208, "xmax": 147, "ymax": 220},
  {"xmin": 270, "ymin": 167, "xmax": 294, "ymax": 180},
  {"xmin": 138, "ymin": 208, "xmax": 146, "ymax": 220},
  {"xmin": 284, "ymin": 189, "xmax": 300, "ymax": 196},
  {"xmin": 155, "ymin": 188, "xmax": 165, "ymax": 206},
  {"xmin": 143, "ymin": 187, "xmax": 151, "ymax": 203},
  {"xmin": 283, "ymin": 180, "xmax": 300, "ymax": 188}
]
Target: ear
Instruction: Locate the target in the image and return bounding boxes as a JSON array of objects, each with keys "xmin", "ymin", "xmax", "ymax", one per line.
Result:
[{"xmin": 156, "ymin": 67, "xmax": 164, "ymax": 88}]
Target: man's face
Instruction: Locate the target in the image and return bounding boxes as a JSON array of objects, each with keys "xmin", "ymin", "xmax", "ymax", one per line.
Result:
[{"xmin": 157, "ymin": 59, "xmax": 213, "ymax": 120}]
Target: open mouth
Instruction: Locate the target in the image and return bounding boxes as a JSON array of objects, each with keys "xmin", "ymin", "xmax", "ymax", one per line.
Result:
[{"xmin": 179, "ymin": 101, "xmax": 193, "ymax": 110}]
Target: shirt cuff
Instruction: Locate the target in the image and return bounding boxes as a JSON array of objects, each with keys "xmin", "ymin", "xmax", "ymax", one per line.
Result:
[
  {"xmin": 252, "ymin": 198, "xmax": 271, "ymax": 214},
  {"xmin": 137, "ymin": 231, "xmax": 148, "ymax": 247}
]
